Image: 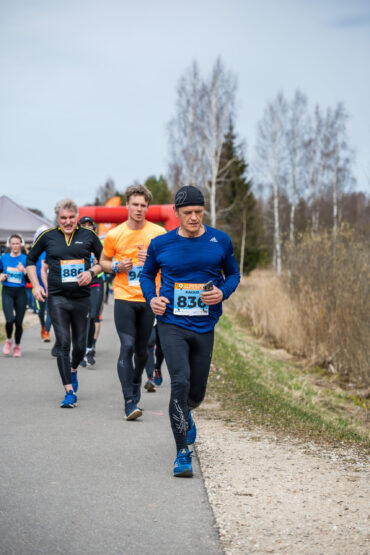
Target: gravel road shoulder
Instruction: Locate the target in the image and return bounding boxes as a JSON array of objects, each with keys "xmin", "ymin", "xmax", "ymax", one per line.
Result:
[{"xmin": 195, "ymin": 400, "xmax": 369, "ymax": 554}]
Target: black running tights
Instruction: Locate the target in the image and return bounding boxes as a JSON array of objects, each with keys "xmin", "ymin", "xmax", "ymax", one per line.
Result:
[
  {"xmin": 157, "ymin": 321, "xmax": 214, "ymax": 452},
  {"xmin": 2, "ymin": 286, "xmax": 27, "ymax": 344},
  {"xmin": 48, "ymin": 294, "xmax": 90, "ymax": 386},
  {"xmin": 114, "ymin": 299, "xmax": 154, "ymax": 402}
]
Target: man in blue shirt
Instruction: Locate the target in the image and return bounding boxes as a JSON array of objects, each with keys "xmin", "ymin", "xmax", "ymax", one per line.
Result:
[{"xmin": 140, "ymin": 185, "xmax": 240, "ymax": 477}]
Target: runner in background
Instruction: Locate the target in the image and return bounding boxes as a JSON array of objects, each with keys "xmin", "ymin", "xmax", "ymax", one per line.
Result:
[
  {"xmin": 144, "ymin": 320, "xmax": 164, "ymax": 391},
  {"xmin": 26, "ymin": 199, "xmax": 102, "ymax": 408},
  {"xmin": 32, "ymin": 225, "xmax": 52, "ymax": 343},
  {"xmin": 99, "ymin": 184, "xmax": 165, "ymax": 420},
  {"xmin": 35, "ymin": 252, "xmax": 52, "ymax": 342},
  {"xmin": 140, "ymin": 185, "xmax": 240, "ymax": 477},
  {"xmin": 0, "ymin": 234, "xmax": 28, "ymax": 357},
  {"xmin": 79, "ymin": 216, "xmax": 105, "ymax": 367}
]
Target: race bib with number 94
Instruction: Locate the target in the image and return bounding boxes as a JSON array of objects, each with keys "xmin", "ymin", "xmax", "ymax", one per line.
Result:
[{"xmin": 128, "ymin": 265, "xmax": 143, "ymax": 286}]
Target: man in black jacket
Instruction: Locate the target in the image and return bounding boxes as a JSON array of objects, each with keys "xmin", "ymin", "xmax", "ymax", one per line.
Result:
[{"xmin": 27, "ymin": 199, "xmax": 102, "ymax": 408}]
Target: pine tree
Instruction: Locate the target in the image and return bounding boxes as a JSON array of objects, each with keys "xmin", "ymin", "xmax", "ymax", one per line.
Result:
[
  {"xmin": 144, "ymin": 175, "xmax": 173, "ymax": 204},
  {"xmin": 217, "ymin": 123, "xmax": 267, "ymax": 274}
]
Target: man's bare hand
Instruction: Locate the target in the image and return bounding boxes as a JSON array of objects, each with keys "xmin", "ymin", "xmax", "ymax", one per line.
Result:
[
  {"xmin": 33, "ymin": 285, "xmax": 47, "ymax": 301},
  {"xmin": 137, "ymin": 245, "xmax": 147, "ymax": 264},
  {"xmin": 118, "ymin": 258, "xmax": 133, "ymax": 272},
  {"xmin": 77, "ymin": 270, "xmax": 93, "ymax": 286},
  {"xmin": 150, "ymin": 296, "xmax": 170, "ymax": 316},
  {"xmin": 200, "ymin": 286, "xmax": 223, "ymax": 305}
]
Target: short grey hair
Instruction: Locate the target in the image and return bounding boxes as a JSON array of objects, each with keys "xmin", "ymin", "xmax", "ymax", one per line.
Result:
[{"xmin": 54, "ymin": 199, "xmax": 78, "ymax": 218}]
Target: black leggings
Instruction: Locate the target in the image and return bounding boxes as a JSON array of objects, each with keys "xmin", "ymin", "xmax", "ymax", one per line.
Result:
[
  {"xmin": 48, "ymin": 294, "xmax": 90, "ymax": 386},
  {"xmin": 145, "ymin": 325, "xmax": 164, "ymax": 379},
  {"xmin": 2, "ymin": 286, "xmax": 27, "ymax": 344},
  {"xmin": 87, "ymin": 282, "xmax": 104, "ymax": 348},
  {"xmin": 114, "ymin": 299, "xmax": 154, "ymax": 402},
  {"xmin": 157, "ymin": 321, "xmax": 214, "ymax": 452}
]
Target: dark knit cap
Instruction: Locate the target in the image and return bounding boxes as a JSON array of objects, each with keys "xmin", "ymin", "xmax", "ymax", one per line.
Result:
[{"xmin": 174, "ymin": 185, "xmax": 205, "ymax": 208}]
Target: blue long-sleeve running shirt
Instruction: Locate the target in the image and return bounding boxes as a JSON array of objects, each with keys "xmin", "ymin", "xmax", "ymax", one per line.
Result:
[{"xmin": 140, "ymin": 225, "xmax": 240, "ymax": 333}]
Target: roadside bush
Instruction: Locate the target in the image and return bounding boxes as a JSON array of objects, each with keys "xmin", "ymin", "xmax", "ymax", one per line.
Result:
[{"xmin": 227, "ymin": 226, "xmax": 369, "ymax": 385}]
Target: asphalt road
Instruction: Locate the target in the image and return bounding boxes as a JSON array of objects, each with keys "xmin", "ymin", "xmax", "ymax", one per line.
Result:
[{"xmin": 0, "ymin": 303, "xmax": 222, "ymax": 555}]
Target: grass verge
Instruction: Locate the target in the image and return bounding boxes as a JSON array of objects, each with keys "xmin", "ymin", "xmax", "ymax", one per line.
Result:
[{"xmin": 208, "ymin": 314, "xmax": 369, "ymax": 451}]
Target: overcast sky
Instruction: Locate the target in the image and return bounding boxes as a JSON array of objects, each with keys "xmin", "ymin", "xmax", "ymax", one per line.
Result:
[{"xmin": 0, "ymin": 0, "xmax": 369, "ymax": 220}]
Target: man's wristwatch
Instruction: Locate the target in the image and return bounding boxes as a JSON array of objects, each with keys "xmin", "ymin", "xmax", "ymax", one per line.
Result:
[{"xmin": 88, "ymin": 269, "xmax": 95, "ymax": 279}]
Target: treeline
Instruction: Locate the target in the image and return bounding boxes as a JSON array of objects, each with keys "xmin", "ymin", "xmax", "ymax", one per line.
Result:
[{"xmin": 91, "ymin": 57, "xmax": 369, "ymax": 276}]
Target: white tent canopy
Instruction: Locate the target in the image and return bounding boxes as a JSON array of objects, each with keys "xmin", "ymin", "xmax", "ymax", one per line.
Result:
[{"xmin": 0, "ymin": 195, "xmax": 52, "ymax": 243}]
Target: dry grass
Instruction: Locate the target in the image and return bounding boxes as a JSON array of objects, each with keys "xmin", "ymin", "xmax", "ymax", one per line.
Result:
[
  {"xmin": 227, "ymin": 227, "xmax": 370, "ymax": 386},
  {"xmin": 228, "ymin": 269, "xmax": 306, "ymax": 356}
]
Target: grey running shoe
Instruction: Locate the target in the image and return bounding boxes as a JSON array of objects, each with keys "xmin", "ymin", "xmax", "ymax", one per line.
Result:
[{"xmin": 144, "ymin": 379, "xmax": 156, "ymax": 392}]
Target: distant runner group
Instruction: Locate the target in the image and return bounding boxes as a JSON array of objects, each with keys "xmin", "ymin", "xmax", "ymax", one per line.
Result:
[{"xmin": 1, "ymin": 184, "xmax": 240, "ymax": 478}]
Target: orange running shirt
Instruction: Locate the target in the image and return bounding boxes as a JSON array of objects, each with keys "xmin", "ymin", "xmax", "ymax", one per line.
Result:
[{"xmin": 103, "ymin": 221, "xmax": 166, "ymax": 302}]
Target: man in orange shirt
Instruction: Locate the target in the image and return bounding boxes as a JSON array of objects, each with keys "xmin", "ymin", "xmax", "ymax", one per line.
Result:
[{"xmin": 100, "ymin": 185, "xmax": 165, "ymax": 420}]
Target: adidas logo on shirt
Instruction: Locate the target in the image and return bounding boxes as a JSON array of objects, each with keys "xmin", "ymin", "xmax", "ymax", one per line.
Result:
[{"xmin": 210, "ymin": 237, "xmax": 218, "ymax": 243}]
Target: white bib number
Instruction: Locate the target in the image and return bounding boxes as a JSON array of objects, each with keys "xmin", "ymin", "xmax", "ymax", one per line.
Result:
[
  {"xmin": 60, "ymin": 259, "xmax": 85, "ymax": 283},
  {"xmin": 173, "ymin": 283, "xmax": 209, "ymax": 316},
  {"xmin": 7, "ymin": 267, "xmax": 23, "ymax": 284},
  {"xmin": 127, "ymin": 265, "xmax": 143, "ymax": 286}
]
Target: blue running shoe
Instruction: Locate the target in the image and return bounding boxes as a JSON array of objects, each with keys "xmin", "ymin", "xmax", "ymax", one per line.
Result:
[
  {"xmin": 61, "ymin": 390, "xmax": 76, "ymax": 408},
  {"xmin": 173, "ymin": 448, "xmax": 193, "ymax": 477},
  {"xmin": 187, "ymin": 410, "xmax": 196, "ymax": 445},
  {"xmin": 154, "ymin": 369, "xmax": 163, "ymax": 386},
  {"xmin": 125, "ymin": 401, "xmax": 143, "ymax": 421},
  {"xmin": 71, "ymin": 371, "xmax": 78, "ymax": 393}
]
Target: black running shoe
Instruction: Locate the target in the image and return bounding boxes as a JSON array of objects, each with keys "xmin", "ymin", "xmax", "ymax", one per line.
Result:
[{"xmin": 86, "ymin": 352, "xmax": 96, "ymax": 366}]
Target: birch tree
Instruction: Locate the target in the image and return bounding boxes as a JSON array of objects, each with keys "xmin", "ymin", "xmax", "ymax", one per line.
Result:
[
  {"xmin": 255, "ymin": 92, "xmax": 288, "ymax": 273},
  {"xmin": 167, "ymin": 58, "xmax": 236, "ymax": 227},
  {"xmin": 307, "ymin": 103, "xmax": 354, "ymax": 233},
  {"xmin": 324, "ymin": 103, "xmax": 353, "ymax": 233},
  {"xmin": 306, "ymin": 106, "xmax": 326, "ymax": 232},
  {"xmin": 167, "ymin": 61, "xmax": 205, "ymax": 190},
  {"xmin": 285, "ymin": 90, "xmax": 309, "ymax": 240},
  {"xmin": 201, "ymin": 58, "xmax": 237, "ymax": 226}
]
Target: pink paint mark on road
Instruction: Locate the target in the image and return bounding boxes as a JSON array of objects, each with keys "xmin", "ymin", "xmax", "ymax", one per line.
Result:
[{"xmin": 145, "ymin": 410, "xmax": 164, "ymax": 416}]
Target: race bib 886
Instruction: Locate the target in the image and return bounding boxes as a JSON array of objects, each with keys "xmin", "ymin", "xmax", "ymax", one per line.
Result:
[{"xmin": 60, "ymin": 259, "xmax": 85, "ymax": 283}]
